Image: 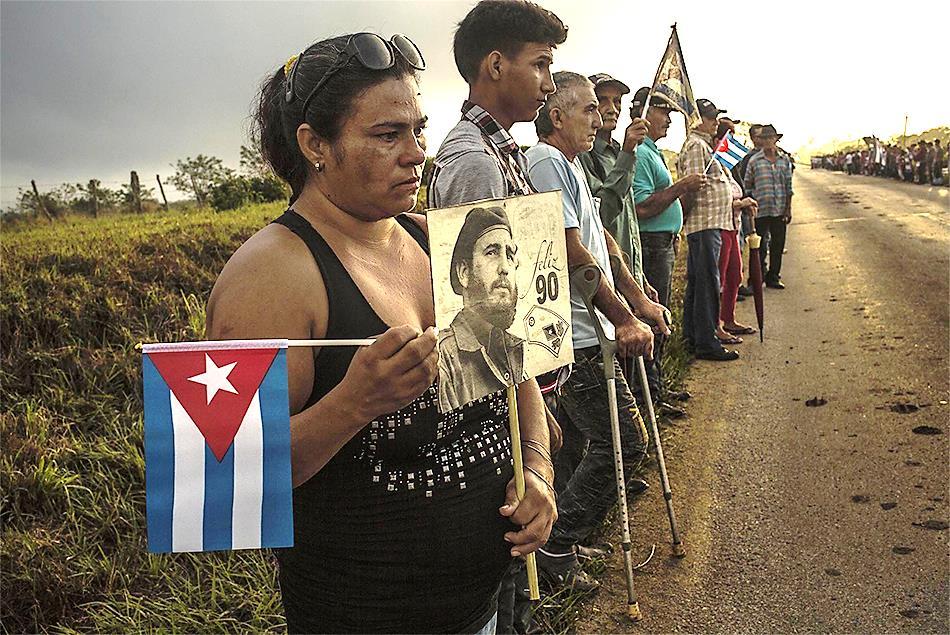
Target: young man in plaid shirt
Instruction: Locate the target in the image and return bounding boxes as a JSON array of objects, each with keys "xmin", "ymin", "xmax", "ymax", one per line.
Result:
[{"xmin": 428, "ymin": 1, "xmax": 567, "ymax": 631}]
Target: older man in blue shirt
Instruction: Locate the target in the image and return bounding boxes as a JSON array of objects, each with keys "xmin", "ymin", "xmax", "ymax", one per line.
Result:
[{"xmin": 526, "ymin": 71, "xmax": 670, "ymax": 594}]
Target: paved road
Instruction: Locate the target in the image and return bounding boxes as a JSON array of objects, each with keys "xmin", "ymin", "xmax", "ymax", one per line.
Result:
[{"xmin": 578, "ymin": 170, "xmax": 949, "ymax": 633}]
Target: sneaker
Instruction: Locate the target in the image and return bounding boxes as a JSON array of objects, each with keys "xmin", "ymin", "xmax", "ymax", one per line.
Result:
[
  {"xmin": 657, "ymin": 401, "xmax": 687, "ymax": 419},
  {"xmin": 574, "ymin": 543, "xmax": 611, "ymax": 560},
  {"xmin": 766, "ymin": 280, "xmax": 786, "ymax": 289},
  {"xmin": 536, "ymin": 549, "xmax": 600, "ymax": 593},
  {"xmin": 737, "ymin": 285, "xmax": 753, "ymax": 297}
]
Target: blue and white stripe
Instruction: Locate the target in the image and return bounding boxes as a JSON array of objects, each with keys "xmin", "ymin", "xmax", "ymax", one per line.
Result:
[
  {"xmin": 142, "ymin": 350, "xmax": 293, "ymax": 553},
  {"xmin": 714, "ymin": 133, "xmax": 751, "ymax": 170}
]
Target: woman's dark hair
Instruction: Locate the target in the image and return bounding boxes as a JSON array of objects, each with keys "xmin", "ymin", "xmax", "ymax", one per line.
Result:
[
  {"xmin": 453, "ymin": 0, "xmax": 567, "ymax": 84},
  {"xmin": 253, "ymin": 34, "xmax": 418, "ymax": 204}
]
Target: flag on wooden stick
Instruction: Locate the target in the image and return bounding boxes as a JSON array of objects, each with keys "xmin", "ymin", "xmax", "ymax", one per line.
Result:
[
  {"xmin": 713, "ymin": 132, "xmax": 752, "ymax": 170},
  {"xmin": 141, "ymin": 339, "xmax": 294, "ymax": 553},
  {"xmin": 648, "ymin": 25, "xmax": 700, "ymax": 128}
]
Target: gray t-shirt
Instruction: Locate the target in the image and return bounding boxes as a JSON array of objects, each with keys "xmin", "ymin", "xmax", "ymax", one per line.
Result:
[
  {"xmin": 429, "ymin": 120, "xmax": 507, "ymax": 208},
  {"xmin": 526, "ymin": 143, "xmax": 615, "ymax": 349}
]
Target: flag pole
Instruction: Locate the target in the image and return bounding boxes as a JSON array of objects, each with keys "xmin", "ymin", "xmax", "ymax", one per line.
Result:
[
  {"xmin": 507, "ymin": 385, "xmax": 541, "ymax": 600},
  {"xmin": 286, "ymin": 339, "xmax": 375, "ymax": 347},
  {"xmin": 136, "ymin": 338, "xmax": 377, "ymax": 351}
]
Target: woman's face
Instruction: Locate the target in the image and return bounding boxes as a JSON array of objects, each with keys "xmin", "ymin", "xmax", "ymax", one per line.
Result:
[{"xmin": 319, "ymin": 75, "xmax": 427, "ymax": 220}]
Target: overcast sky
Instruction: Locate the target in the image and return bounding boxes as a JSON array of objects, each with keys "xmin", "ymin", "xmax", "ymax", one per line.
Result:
[{"xmin": 2, "ymin": 0, "xmax": 947, "ymax": 207}]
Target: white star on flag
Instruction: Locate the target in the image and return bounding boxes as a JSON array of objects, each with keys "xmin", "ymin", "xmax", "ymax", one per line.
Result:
[{"xmin": 187, "ymin": 354, "xmax": 239, "ymax": 404}]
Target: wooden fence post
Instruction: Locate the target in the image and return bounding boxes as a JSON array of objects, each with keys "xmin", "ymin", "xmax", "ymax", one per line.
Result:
[
  {"xmin": 88, "ymin": 179, "xmax": 99, "ymax": 218},
  {"xmin": 31, "ymin": 179, "xmax": 53, "ymax": 222},
  {"xmin": 190, "ymin": 174, "xmax": 205, "ymax": 208},
  {"xmin": 156, "ymin": 174, "xmax": 169, "ymax": 212},
  {"xmin": 130, "ymin": 171, "xmax": 142, "ymax": 213}
]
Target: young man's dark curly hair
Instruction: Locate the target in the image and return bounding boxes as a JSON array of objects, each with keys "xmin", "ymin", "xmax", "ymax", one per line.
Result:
[{"xmin": 453, "ymin": 0, "xmax": 568, "ymax": 84}]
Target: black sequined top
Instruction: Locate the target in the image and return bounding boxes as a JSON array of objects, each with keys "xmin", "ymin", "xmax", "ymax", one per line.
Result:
[{"xmin": 272, "ymin": 210, "xmax": 513, "ymax": 633}]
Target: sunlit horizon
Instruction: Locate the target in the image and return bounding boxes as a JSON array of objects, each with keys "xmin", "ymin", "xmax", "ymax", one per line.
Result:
[{"xmin": 2, "ymin": 0, "xmax": 947, "ymax": 206}]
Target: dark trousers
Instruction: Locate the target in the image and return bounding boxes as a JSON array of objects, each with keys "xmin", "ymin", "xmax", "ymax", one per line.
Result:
[
  {"xmin": 683, "ymin": 229, "xmax": 723, "ymax": 355},
  {"xmin": 544, "ymin": 347, "xmax": 648, "ymax": 553},
  {"xmin": 638, "ymin": 231, "xmax": 676, "ymax": 396},
  {"xmin": 757, "ymin": 215, "xmax": 788, "ymax": 284},
  {"xmin": 552, "ymin": 413, "xmax": 585, "ymax": 494},
  {"xmin": 496, "ymin": 559, "xmax": 530, "ymax": 634}
]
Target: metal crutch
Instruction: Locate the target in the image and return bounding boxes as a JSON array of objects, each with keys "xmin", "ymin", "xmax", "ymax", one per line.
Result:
[
  {"xmin": 570, "ymin": 264, "xmax": 642, "ymax": 621},
  {"xmin": 607, "ymin": 256, "xmax": 686, "ymax": 558},
  {"xmin": 633, "ymin": 355, "xmax": 686, "ymax": 558}
]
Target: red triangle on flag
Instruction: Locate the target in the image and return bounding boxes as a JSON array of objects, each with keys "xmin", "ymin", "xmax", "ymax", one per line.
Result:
[
  {"xmin": 716, "ymin": 137, "xmax": 729, "ymax": 153},
  {"xmin": 147, "ymin": 347, "xmax": 279, "ymax": 461}
]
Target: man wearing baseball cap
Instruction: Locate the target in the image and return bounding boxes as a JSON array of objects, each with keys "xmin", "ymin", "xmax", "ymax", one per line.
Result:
[
  {"xmin": 578, "ymin": 74, "xmax": 686, "ymax": 416},
  {"xmin": 676, "ymin": 98, "xmax": 740, "ymax": 361},
  {"xmin": 579, "ymin": 73, "xmax": 650, "ymax": 297},
  {"xmin": 631, "ymin": 87, "xmax": 706, "ymax": 390}
]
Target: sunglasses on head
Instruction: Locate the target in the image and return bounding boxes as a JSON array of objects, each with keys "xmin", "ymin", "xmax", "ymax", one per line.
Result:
[{"xmin": 285, "ymin": 33, "xmax": 425, "ymax": 116}]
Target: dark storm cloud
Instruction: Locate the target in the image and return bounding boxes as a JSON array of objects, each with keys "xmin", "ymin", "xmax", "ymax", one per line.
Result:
[{"xmin": 0, "ymin": 0, "xmax": 468, "ymax": 202}]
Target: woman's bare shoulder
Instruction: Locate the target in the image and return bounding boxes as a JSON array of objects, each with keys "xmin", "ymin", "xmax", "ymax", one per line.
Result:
[
  {"xmin": 216, "ymin": 225, "xmax": 316, "ymax": 288},
  {"xmin": 207, "ymin": 223, "xmax": 326, "ymax": 338}
]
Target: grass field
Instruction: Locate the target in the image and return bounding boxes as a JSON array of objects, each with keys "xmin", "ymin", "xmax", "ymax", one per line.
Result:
[{"xmin": 1, "ymin": 203, "xmax": 688, "ymax": 633}]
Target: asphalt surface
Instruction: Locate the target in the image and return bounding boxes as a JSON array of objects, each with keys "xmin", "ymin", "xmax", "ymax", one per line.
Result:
[{"xmin": 577, "ymin": 169, "xmax": 950, "ymax": 633}]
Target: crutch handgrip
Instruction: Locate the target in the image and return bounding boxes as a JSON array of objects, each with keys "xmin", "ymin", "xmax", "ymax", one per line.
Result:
[{"xmin": 569, "ymin": 264, "xmax": 616, "ymax": 360}]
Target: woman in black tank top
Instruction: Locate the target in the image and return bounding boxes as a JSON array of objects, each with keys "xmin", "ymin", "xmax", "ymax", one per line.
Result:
[{"xmin": 205, "ymin": 34, "xmax": 555, "ymax": 633}]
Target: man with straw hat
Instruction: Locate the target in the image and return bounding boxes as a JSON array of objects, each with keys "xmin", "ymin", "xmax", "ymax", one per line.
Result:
[{"xmin": 744, "ymin": 123, "xmax": 794, "ymax": 289}]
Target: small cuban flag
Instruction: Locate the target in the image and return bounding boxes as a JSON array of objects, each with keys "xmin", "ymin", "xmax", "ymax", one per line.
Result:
[
  {"xmin": 141, "ymin": 339, "xmax": 294, "ymax": 553},
  {"xmin": 713, "ymin": 132, "xmax": 751, "ymax": 170}
]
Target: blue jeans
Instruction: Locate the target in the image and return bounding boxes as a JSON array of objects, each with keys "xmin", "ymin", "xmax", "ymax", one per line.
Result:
[
  {"xmin": 544, "ymin": 347, "xmax": 649, "ymax": 553},
  {"xmin": 638, "ymin": 231, "xmax": 676, "ymax": 396},
  {"xmin": 683, "ymin": 229, "xmax": 723, "ymax": 355}
]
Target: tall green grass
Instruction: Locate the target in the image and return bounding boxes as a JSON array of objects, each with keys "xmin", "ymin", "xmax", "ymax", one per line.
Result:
[
  {"xmin": 1, "ymin": 204, "xmax": 689, "ymax": 633},
  {"xmin": 1, "ymin": 204, "xmax": 287, "ymax": 632}
]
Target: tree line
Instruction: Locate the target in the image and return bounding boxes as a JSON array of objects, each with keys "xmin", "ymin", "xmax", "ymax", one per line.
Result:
[{"xmin": 3, "ymin": 144, "xmax": 288, "ymax": 223}]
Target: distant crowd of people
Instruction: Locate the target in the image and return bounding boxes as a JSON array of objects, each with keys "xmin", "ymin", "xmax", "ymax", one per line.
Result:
[{"xmin": 812, "ymin": 138, "xmax": 947, "ymax": 186}]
